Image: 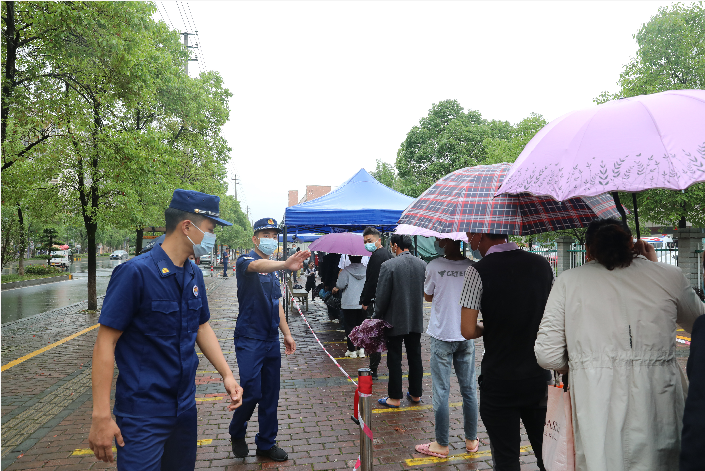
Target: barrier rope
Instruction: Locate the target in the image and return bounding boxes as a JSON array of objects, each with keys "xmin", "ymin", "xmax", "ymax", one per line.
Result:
[{"xmin": 287, "ymin": 286, "xmax": 357, "ymax": 386}]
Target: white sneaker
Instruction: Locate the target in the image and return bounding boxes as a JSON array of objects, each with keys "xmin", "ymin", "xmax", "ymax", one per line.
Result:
[
  {"xmin": 344, "ymin": 350, "xmax": 358, "ymax": 358},
  {"xmin": 357, "ymin": 348, "xmax": 365, "ymax": 358}
]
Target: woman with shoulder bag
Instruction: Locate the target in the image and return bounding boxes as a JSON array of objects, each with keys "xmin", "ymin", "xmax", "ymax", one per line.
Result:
[{"xmin": 333, "ymin": 255, "xmax": 368, "ymax": 358}]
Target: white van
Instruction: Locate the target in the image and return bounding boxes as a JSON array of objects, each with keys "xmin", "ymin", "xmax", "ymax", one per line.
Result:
[
  {"xmin": 50, "ymin": 250, "xmax": 72, "ymax": 269},
  {"xmin": 641, "ymin": 236, "xmax": 677, "ymax": 265}
]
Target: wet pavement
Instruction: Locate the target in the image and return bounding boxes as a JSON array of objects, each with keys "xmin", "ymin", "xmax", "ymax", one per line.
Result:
[
  {"xmin": 0, "ymin": 275, "xmax": 693, "ymax": 470},
  {"xmin": 1, "ymin": 259, "xmax": 215, "ymax": 324}
]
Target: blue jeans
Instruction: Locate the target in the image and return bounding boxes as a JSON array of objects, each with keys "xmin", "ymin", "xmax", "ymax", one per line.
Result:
[{"xmin": 430, "ymin": 336, "xmax": 478, "ymax": 446}]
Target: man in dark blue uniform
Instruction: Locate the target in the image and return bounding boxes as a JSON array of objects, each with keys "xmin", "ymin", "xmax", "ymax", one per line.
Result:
[
  {"xmin": 222, "ymin": 249, "xmax": 229, "ymax": 278},
  {"xmin": 88, "ymin": 189, "xmax": 244, "ymax": 470},
  {"xmin": 229, "ymin": 218, "xmax": 310, "ymax": 462}
]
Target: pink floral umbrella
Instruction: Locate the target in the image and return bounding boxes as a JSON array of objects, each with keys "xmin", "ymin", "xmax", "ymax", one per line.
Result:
[
  {"xmin": 496, "ymin": 89, "xmax": 705, "ymax": 237},
  {"xmin": 308, "ymin": 232, "xmax": 372, "ymax": 256}
]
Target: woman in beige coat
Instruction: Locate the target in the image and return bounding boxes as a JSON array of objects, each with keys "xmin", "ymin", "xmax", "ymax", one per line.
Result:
[{"xmin": 535, "ymin": 219, "xmax": 704, "ymax": 471}]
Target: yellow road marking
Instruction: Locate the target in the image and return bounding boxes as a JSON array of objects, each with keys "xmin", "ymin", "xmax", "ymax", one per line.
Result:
[
  {"xmin": 405, "ymin": 445, "xmax": 532, "ymax": 466},
  {"xmin": 677, "ymin": 335, "xmax": 692, "ymax": 341},
  {"xmin": 334, "ymin": 354, "xmax": 387, "ymax": 360},
  {"xmin": 374, "ymin": 401, "xmax": 463, "ymax": 414},
  {"xmin": 198, "ymin": 351, "xmax": 233, "ymax": 355},
  {"xmin": 196, "ymin": 396, "xmax": 223, "ymax": 402},
  {"xmin": 71, "ymin": 439, "xmax": 213, "ymax": 456},
  {"xmin": 1, "ymin": 324, "xmax": 100, "ymax": 372},
  {"xmin": 197, "ymin": 370, "xmax": 220, "ymax": 375}
]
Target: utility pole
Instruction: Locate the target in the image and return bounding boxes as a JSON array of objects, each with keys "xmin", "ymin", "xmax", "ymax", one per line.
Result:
[
  {"xmin": 181, "ymin": 32, "xmax": 198, "ymax": 75},
  {"xmin": 232, "ymin": 174, "xmax": 239, "ymax": 200}
]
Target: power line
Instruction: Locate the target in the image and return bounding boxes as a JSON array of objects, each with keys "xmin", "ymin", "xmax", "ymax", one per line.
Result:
[
  {"xmin": 156, "ymin": 2, "xmax": 175, "ymax": 30},
  {"xmin": 184, "ymin": 2, "xmax": 208, "ymax": 73}
]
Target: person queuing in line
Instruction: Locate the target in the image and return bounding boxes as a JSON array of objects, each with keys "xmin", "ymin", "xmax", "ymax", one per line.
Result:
[
  {"xmin": 359, "ymin": 226, "xmax": 392, "ymax": 379},
  {"xmin": 89, "ymin": 189, "xmax": 244, "ymax": 470},
  {"xmin": 373, "ymin": 234, "xmax": 426, "ymax": 407},
  {"xmin": 304, "ymin": 261, "xmax": 318, "ymax": 300},
  {"xmin": 333, "ymin": 255, "xmax": 368, "ymax": 359},
  {"xmin": 460, "ymin": 231, "xmax": 553, "ymax": 471},
  {"xmin": 229, "ymin": 218, "xmax": 310, "ymax": 462},
  {"xmin": 222, "ymin": 248, "xmax": 229, "ymax": 278},
  {"xmin": 320, "ymin": 251, "xmax": 342, "ymax": 322},
  {"xmin": 535, "ymin": 218, "xmax": 704, "ymax": 471},
  {"xmin": 415, "ymin": 238, "xmax": 479, "ymax": 458},
  {"xmin": 681, "ymin": 314, "xmax": 705, "ymax": 471}
]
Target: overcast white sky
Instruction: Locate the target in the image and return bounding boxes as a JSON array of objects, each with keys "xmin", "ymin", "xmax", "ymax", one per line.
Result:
[{"xmin": 156, "ymin": 0, "xmax": 675, "ymax": 223}]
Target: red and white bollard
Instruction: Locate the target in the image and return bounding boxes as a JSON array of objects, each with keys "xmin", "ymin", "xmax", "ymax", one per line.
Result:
[{"xmin": 210, "ymin": 266, "xmax": 214, "ymax": 277}]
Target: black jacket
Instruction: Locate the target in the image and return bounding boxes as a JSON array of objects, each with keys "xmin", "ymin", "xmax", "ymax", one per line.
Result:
[
  {"xmin": 359, "ymin": 247, "xmax": 392, "ymax": 306},
  {"xmin": 681, "ymin": 314, "xmax": 705, "ymax": 471},
  {"xmin": 320, "ymin": 253, "xmax": 341, "ymax": 290}
]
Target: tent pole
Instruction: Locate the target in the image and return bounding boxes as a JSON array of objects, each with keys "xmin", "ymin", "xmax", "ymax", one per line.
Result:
[{"xmin": 283, "ymin": 223, "xmax": 288, "ymax": 323}]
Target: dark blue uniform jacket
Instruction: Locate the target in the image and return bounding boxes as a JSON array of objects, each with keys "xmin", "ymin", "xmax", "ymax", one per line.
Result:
[
  {"xmin": 234, "ymin": 250, "xmax": 281, "ymax": 342},
  {"xmin": 99, "ymin": 244, "xmax": 210, "ymax": 417}
]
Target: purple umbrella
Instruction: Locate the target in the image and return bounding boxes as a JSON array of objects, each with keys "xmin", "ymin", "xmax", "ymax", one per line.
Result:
[
  {"xmin": 495, "ymin": 90, "xmax": 705, "ymax": 237},
  {"xmin": 308, "ymin": 232, "xmax": 373, "ymax": 256},
  {"xmin": 349, "ymin": 319, "xmax": 393, "ymax": 353}
]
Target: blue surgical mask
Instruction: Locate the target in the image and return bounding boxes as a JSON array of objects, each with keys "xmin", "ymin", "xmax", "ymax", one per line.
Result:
[
  {"xmin": 434, "ymin": 240, "xmax": 445, "ymax": 256},
  {"xmin": 364, "ymin": 242, "xmax": 377, "ymax": 252},
  {"xmin": 258, "ymin": 237, "xmax": 278, "ymax": 256},
  {"xmin": 188, "ymin": 222, "xmax": 216, "ymax": 258}
]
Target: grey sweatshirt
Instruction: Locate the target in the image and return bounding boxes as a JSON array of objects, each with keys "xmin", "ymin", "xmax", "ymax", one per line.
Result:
[{"xmin": 335, "ymin": 263, "xmax": 367, "ymax": 309}]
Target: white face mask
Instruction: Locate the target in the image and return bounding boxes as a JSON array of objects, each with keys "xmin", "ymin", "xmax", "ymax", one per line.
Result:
[
  {"xmin": 257, "ymin": 237, "xmax": 278, "ymax": 256},
  {"xmin": 188, "ymin": 222, "xmax": 216, "ymax": 257}
]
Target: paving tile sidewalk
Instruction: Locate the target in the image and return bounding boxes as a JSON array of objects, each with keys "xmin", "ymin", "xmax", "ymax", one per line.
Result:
[{"xmin": 1, "ymin": 275, "xmax": 692, "ymax": 470}]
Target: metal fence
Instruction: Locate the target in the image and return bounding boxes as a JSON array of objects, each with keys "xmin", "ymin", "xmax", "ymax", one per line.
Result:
[
  {"xmin": 523, "ymin": 246, "xmax": 557, "ymax": 274},
  {"xmin": 568, "ymin": 243, "xmax": 680, "ymax": 268}
]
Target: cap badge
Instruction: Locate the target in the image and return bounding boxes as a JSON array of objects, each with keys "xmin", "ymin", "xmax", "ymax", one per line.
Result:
[
  {"xmin": 162, "ymin": 267, "xmax": 169, "ymax": 274},
  {"xmin": 268, "ymin": 219, "xmax": 274, "ymax": 224},
  {"xmin": 193, "ymin": 285, "xmax": 199, "ymax": 297}
]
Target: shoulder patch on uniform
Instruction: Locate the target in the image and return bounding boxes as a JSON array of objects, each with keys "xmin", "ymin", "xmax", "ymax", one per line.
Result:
[
  {"xmin": 162, "ymin": 267, "xmax": 169, "ymax": 274},
  {"xmin": 243, "ymin": 256, "xmax": 254, "ymax": 260}
]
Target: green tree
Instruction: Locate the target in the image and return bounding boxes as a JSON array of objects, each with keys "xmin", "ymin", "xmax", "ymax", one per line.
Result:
[
  {"xmin": 595, "ymin": 3, "xmax": 705, "ymax": 229},
  {"xmin": 395, "ymin": 100, "xmax": 512, "ymax": 197},
  {"xmin": 3, "ymin": 2, "xmax": 232, "ymax": 309},
  {"xmin": 216, "ymin": 195, "xmax": 253, "ymax": 252},
  {"xmin": 483, "ymin": 113, "xmax": 548, "ymax": 165},
  {"xmin": 369, "ymin": 159, "xmax": 401, "ymax": 192}
]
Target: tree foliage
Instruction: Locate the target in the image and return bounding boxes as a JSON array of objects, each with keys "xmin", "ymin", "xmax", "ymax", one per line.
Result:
[
  {"xmin": 1, "ymin": 2, "xmax": 236, "ymax": 308},
  {"xmin": 395, "ymin": 100, "xmax": 513, "ymax": 197},
  {"xmin": 595, "ymin": 3, "xmax": 705, "ymax": 228},
  {"xmin": 370, "ymin": 159, "xmax": 401, "ymax": 192},
  {"xmin": 216, "ymin": 195, "xmax": 253, "ymax": 251}
]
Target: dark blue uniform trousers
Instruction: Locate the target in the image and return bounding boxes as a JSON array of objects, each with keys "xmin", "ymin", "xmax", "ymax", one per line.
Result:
[
  {"xmin": 229, "ymin": 337, "xmax": 281, "ymax": 450},
  {"xmin": 115, "ymin": 406, "xmax": 197, "ymax": 471}
]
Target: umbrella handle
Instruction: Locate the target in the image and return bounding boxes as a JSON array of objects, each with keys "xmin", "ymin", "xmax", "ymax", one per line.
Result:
[
  {"xmin": 631, "ymin": 193, "xmax": 641, "ymax": 240},
  {"xmin": 611, "ymin": 192, "xmax": 631, "ymax": 235}
]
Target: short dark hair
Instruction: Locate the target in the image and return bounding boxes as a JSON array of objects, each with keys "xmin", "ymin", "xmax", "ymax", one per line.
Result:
[
  {"xmin": 363, "ymin": 227, "xmax": 381, "ymax": 239},
  {"xmin": 585, "ymin": 218, "xmax": 635, "ymax": 270},
  {"xmin": 349, "ymin": 255, "xmax": 362, "ymax": 263},
  {"xmin": 390, "ymin": 234, "xmax": 413, "ymax": 250},
  {"xmin": 165, "ymin": 207, "xmax": 207, "ymax": 234},
  {"xmin": 485, "ymin": 233, "xmax": 508, "ymax": 241}
]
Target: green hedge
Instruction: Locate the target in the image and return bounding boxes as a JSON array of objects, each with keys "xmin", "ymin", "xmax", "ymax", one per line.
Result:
[{"xmin": 24, "ymin": 265, "xmax": 62, "ymax": 275}]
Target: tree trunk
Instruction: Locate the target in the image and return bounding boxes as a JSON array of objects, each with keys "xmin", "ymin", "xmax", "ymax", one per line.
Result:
[
  {"xmin": 1, "ymin": 1, "xmax": 16, "ymax": 145},
  {"xmin": 86, "ymin": 220, "xmax": 98, "ymax": 310},
  {"xmin": 135, "ymin": 228, "xmax": 143, "ymax": 255},
  {"xmin": 17, "ymin": 204, "xmax": 26, "ymax": 275}
]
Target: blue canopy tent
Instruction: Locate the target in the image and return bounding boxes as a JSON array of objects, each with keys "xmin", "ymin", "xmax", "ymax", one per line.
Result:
[
  {"xmin": 278, "ymin": 233, "xmax": 321, "ymax": 243},
  {"xmin": 281, "ymin": 169, "xmax": 414, "ymax": 320},
  {"xmin": 283, "ymin": 168, "xmax": 415, "ymax": 233}
]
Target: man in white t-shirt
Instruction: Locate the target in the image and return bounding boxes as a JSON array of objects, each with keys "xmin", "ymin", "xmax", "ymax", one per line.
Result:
[{"xmin": 414, "ymin": 238, "xmax": 479, "ymax": 458}]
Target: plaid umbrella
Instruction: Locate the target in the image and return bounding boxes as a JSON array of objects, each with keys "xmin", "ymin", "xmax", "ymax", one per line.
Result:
[{"xmin": 398, "ymin": 163, "xmax": 622, "ymax": 235}]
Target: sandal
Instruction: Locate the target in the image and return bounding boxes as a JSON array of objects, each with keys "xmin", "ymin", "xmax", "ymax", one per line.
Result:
[
  {"xmin": 377, "ymin": 397, "xmax": 399, "ymax": 408},
  {"xmin": 466, "ymin": 440, "xmax": 480, "ymax": 453},
  {"xmin": 415, "ymin": 443, "xmax": 448, "ymax": 458},
  {"xmin": 406, "ymin": 392, "xmax": 421, "ymax": 403}
]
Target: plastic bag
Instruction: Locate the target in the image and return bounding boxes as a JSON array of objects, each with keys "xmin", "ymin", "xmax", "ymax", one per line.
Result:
[{"xmin": 542, "ymin": 384, "xmax": 575, "ymax": 471}]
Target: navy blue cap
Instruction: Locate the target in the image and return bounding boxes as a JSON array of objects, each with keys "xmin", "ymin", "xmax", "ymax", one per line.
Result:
[
  {"xmin": 253, "ymin": 217, "xmax": 281, "ymax": 233},
  {"xmin": 168, "ymin": 189, "xmax": 232, "ymax": 226}
]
